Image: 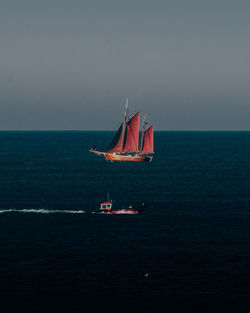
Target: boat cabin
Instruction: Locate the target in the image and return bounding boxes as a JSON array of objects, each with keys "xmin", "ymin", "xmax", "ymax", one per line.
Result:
[{"xmin": 100, "ymin": 201, "xmax": 112, "ymax": 212}]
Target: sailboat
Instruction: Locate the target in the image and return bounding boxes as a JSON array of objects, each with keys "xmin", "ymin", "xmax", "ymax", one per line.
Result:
[{"xmin": 89, "ymin": 99, "xmax": 154, "ymax": 162}]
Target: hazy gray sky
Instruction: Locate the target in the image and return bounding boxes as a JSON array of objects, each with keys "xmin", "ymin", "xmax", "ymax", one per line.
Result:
[{"xmin": 0, "ymin": 0, "xmax": 249, "ymax": 130}]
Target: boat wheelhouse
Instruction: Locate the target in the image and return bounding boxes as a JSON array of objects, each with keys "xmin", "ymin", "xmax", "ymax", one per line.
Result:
[{"xmin": 99, "ymin": 201, "xmax": 112, "ymax": 212}]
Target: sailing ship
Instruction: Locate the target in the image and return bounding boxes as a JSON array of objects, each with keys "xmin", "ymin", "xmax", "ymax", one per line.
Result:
[{"xmin": 89, "ymin": 99, "xmax": 154, "ymax": 162}]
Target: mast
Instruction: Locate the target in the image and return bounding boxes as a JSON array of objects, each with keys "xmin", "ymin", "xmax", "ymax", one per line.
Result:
[
  {"xmin": 141, "ymin": 125, "xmax": 154, "ymax": 154},
  {"xmin": 122, "ymin": 111, "xmax": 140, "ymax": 153},
  {"xmin": 106, "ymin": 98, "xmax": 128, "ymax": 153},
  {"xmin": 140, "ymin": 117, "xmax": 147, "ymax": 154},
  {"xmin": 124, "ymin": 98, "xmax": 128, "ymax": 122},
  {"xmin": 121, "ymin": 97, "xmax": 129, "ymax": 148}
]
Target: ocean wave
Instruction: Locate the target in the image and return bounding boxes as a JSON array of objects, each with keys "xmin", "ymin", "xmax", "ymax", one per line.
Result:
[{"xmin": 0, "ymin": 209, "xmax": 85, "ymax": 214}]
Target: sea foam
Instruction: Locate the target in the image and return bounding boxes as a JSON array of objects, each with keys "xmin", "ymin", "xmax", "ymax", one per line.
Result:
[{"xmin": 0, "ymin": 208, "xmax": 85, "ymax": 214}]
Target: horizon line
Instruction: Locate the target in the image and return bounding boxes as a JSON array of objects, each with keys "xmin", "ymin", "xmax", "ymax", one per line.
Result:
[{"xmin": 0, "ymin": 129, "xmax": 249, "ymax": 132}]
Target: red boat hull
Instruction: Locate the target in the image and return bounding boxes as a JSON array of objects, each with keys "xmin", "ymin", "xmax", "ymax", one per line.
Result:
[
  {"xmin": 99, "ymin": 209, "xmax": 142, "ymax": 214},
  {"xmin": 89, "ymin": 149, "xmax": 152, "ymax": 162},
  {"xmin": 104, "ymin": 153, "xmax": 152, "ymax": 162}
]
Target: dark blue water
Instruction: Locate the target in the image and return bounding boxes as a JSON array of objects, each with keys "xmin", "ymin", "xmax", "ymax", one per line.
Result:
[{"xmin": 0, "ymin": 131, "xmax": 249, "ymax": 312}]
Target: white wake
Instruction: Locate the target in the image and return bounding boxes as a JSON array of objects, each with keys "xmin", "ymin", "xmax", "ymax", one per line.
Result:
[{"xmin": 0, "ymin": 209, "xmax": 85, "ymax": 214}]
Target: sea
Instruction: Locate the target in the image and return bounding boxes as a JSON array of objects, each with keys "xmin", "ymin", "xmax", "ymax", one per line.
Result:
[{"xmin": 0, "ymin": 131, "xmax": 249, "ymax": 313}]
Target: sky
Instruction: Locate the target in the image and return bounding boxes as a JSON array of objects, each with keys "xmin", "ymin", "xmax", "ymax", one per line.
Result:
[{"xmin": 0, "ymin": 0, "xmax": 249, "ymax": 130}]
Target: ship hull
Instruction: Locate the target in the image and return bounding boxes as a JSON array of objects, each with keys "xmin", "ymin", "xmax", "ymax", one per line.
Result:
[
  {"xmin": 104, "ymin": 153, "xmax": 152, "ymax": 162},
  {"xmin": 98, "ymin": 209, "xmax": 141, "ymax": 214}
]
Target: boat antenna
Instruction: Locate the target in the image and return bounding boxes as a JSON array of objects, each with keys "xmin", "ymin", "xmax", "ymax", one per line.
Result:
[{"xmin": 107, "ymin": 192, "xmax": 110, "ymax": 202}]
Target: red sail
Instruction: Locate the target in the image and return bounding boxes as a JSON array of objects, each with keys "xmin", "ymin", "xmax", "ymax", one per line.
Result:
[
  {"xmin": 123, "ymin": 112, "xmax": 140, "ymax": 152},
  {"xmin": 141, "ymin": 125, "xmax": 154, "ymax": 154},
  {"xmin": 106, "ymin": 123, "xmax": 125, "ymax": 153}
]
